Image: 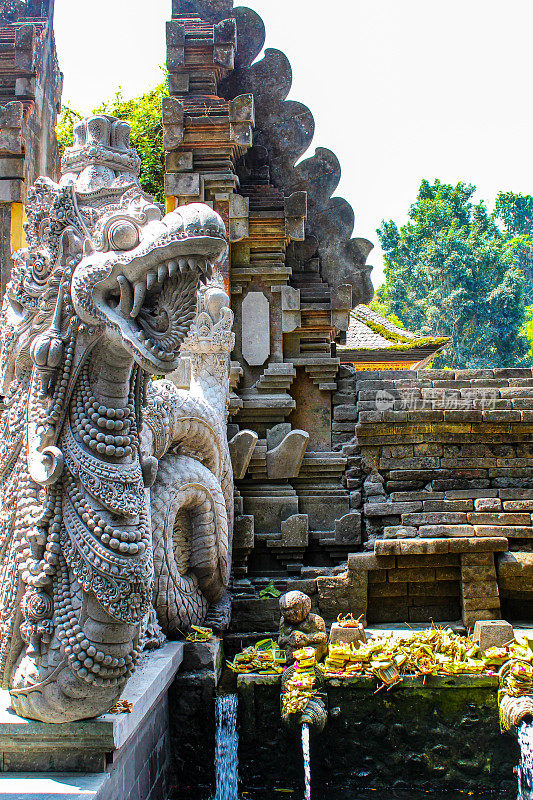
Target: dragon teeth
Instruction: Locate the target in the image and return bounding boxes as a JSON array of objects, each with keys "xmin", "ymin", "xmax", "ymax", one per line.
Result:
[
  {"xmin": 168, "ymin": 260, "xmax": 178, "ymax": 277},
  {"xmin": 117, "ymin": 275, "xmax": 133, "ymax": 317},
  {"xmin": 146, "ymin": 270, "xmax": 157, "ymax": 292},
  {"xmin": 131, "ymin": 281, "xmax": 146, "ymax": 318},
  {"xmin": 158, "ymin": 264, "xmax": 167, "ymax": 284}
]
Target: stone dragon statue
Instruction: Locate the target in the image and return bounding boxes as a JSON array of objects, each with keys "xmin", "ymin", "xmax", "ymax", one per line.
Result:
[{"xmin": 0, "ymin": 115, "xmax": 235, "ymax": 722}]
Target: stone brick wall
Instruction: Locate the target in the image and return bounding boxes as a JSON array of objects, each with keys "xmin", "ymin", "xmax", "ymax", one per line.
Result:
[
  {"xmin": 104, "ymin": 694, "xmax": 170, "ymax": 800},
  {"xmin": 345, "ymin": 366, "xmax": 533, "ymax": 624},
  {"xmin": 236, "ymin": 675, "xmax": 518, "ymax": 794},
  {"xmin": 366, "ymin": 553, "xmax": 461, "ymax": 624},
  {"xmin": 228, "ymin": 367, "xmax": 532, "ymax": 634}
]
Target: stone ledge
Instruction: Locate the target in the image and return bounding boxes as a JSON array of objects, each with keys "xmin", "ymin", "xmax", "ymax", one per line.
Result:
[
  {"xmin": 374, "ymin": 537, "xmax": 508, "ymax": 556},
  {"xmin": 0, "ymin": 772, "xmax": 108, "ymax": 799},
  {"xmin": 237, "ymin": 672, "xmax": 498, "ymax": 689},
  {"xmin": 0, "ymin": 641, "xmax": 183, "ymax": 770}
]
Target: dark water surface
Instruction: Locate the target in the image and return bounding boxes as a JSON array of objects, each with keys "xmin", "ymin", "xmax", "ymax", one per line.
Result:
[{"xmin": 172, "ymin": 789, "xmax": 512, "ymax": 800}]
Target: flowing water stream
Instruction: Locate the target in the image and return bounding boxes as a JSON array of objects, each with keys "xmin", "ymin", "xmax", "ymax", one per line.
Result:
[
  {"xmin": 214, "ymin": 694, "xmax": 239, "ymax": 800},
  {"xmin": 302, "ymin": 723, "xmax": 311, "ymax": 800},
  {"xmin": 518, "ymin": 720, "xmax": 533, "ymax": 800}
]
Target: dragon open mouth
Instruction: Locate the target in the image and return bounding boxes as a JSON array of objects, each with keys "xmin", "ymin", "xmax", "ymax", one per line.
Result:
[
  {"xmin": 104, "ymin": 255, "xmax": 209, "ymax": 366},
  {"xmin": 85, "ymin": 204, "xmax": 228, "ymax": 372}
]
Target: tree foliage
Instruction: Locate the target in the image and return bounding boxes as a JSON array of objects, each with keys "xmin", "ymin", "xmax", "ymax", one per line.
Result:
[
  {"xmin": 56, "ymin": 80, "xmax": 168, "ymax": 203},
  {"xmin": 494, "ymin": 191, "xmax": 533, "ymax": 306},
  {"xmin": 376, "ymin": 179, "xmax": 530, "ymax": 368}
]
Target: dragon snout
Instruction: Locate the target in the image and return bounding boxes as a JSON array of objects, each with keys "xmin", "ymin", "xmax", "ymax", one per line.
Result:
[
  {"xmin": 78, "ymin": 202, "xmax": 228, "ymax": 373},
  {"xmin": 164, "ymin": 203, "xmax": 226, "ymax": 244}
]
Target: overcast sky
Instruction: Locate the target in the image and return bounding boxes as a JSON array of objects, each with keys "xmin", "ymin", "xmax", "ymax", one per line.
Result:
[{"xmin": 54, "ymin": 0, "xmax": 533, "ymax": 289}]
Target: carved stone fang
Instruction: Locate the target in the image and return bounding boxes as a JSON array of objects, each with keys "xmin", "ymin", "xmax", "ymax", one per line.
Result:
[
  {"xmin": 131, "ymin": 281, "xmax": 146, "ymax": 318},
  {"xmin": 117, "ymin": 275, "xmax": 133, "ymax": 317}
]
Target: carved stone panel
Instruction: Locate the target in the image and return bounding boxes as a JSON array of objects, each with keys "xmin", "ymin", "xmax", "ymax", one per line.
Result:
[{"xmin": 241, "ymin": 291, "xmax": 270, "ymax": 366}]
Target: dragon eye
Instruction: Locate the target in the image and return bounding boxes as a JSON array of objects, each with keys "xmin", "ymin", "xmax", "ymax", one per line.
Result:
[{"xmin": 107, "ymin": 220, "xmax": 139, "ymax": 251}]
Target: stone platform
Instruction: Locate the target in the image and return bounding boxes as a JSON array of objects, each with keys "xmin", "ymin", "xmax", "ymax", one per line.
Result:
[{"xmin": 0, "ymin": 641, "xmax": 184, "ymax": 800}]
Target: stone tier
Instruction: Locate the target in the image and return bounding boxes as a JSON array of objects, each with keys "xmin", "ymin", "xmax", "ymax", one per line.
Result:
[{"xmin": 0, "ymin": 643, "xmax": 184, "ymax": 800}]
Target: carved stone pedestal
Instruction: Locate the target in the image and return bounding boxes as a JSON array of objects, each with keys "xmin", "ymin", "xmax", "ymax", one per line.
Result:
[{"xmin": 0, "ymin": 643, "xmax": 183, "ymax": 800}]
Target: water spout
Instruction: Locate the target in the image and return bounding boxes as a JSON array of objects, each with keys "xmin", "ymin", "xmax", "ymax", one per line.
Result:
[
  {"xmin": 214, "ymin": 694, "xmax": 239, "ymax": 800},
  {"xmin": 302, "ymin": 722, "xmax": 311, "ymax": 800},
  {"xmin": 518, "ymin": 720, "xmax": 533, "ymax": 800}
]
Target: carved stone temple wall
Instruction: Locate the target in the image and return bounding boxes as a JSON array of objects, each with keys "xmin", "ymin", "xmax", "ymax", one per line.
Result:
[
  {"xmin": 163, "ymin": 0, "xmax": 378, "ymax": 635},
  {"xmin": 163, "ymin": 0, "xmax": 532, "ymax": 639}
]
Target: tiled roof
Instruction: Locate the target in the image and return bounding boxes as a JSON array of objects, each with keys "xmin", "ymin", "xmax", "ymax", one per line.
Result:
[{"xmin": 339, "ymin": 305, "xmax": 449, "ymax": 354}]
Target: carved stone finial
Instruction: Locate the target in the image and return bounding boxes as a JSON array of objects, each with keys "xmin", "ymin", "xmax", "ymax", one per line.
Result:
[
  {"xmin": 172, "ymin": 0, "xmax": 233, "ymax": 22},
  {"xmin": 60, "ymin": 115, "xmax": 141, "ymax": 192},
  {"xmin": 0, "ymin": 0, "xmax": 27, "ymax": 22}
]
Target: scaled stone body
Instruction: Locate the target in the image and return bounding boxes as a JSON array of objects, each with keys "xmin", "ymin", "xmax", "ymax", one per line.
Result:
[{"xmin": 0, "ymin": 115, "xmax": 233, "ymax": 722}]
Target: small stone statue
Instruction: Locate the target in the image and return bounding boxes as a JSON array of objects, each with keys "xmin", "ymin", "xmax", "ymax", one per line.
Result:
[{"xmin": 278, "ymin": 591, "xmax": 327, "ymax": 664}]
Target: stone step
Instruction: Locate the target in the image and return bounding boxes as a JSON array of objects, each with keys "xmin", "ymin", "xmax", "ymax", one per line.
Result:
[
  {"xmin": 0, "ymin": 773, "xmax": 108, "ymax": 799},
  {"xmin": 375, "ymin": 537, "xmax": 508, "ymax": 556}
]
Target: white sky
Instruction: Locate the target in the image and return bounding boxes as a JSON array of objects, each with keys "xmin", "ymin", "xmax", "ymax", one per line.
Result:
[{"xmin": 54, "ymin": 0, "xmax": 533, "ymax": 289}]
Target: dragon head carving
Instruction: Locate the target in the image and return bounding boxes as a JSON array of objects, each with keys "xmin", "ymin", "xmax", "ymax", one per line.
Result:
[{"xmin": 1, "ymin": 115, "xmax": 226, "ymax": 397}]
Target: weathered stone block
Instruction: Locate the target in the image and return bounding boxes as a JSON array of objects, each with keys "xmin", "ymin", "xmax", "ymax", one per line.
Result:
[
  {"xmin": 231, "ymin": 598, "xmax": 280, "ymax": 633},
  {"xmin": 335, "ymin": 511, "xmax": 361, "ymax": 544},
  {"xmin": 474, "ymin": 498, "xmax": 502, "ymax": 511},
  {"xmin": 461, "ymin": 582, "xmax": 500, "ymax": 599},
  {"xmin": 435, "ymin": 566, "xmax": 462, "ymax": 580},
  {"xmin": 317, "ymin": 570, "xmax": 368, "ymax": 624},
  {"xmin": 418, "ymin": 525, "xmax": 474, "ymax": 538},
  {"xmin": 474, "ymin": 525, "xmax": 532, "ymax": 538},
  {"xmin": 461, "ymin": 566, "xmax": 496, "ymax": 582},
  {"xmin": 461, "ymin": 552, "xmax": 496, "ymax": 567},
  {"xmin": 334, "ymin": 404, "xmax": 357, "ymax": 421},
  {"xmin": 242, "ymin": 291, "xmax": 270, "ymax": 366},
  {"xmin": 467, "ymin": 512, "xmax": 530, "ymax": 525},
  {"xmin": 383, "ymin": 525, "xmax": 418, "ymax": 538},
  {"xmin": 328, "ymin": 622, "xmax": 366, "ymax": 647},
  {"xmin": 182, "ymin": 638, "xmax": 223, "ymax": 673},
  {"xmin": 423, "ymin": 500, "xmax": 473, "ymax": 511},
  {"xmin": 403, "ymin": 512, "xmax": 469, "ymax": 525},
  {"xmin": 472, "ymin": 620, "xmax": 514, "ymax": 652},
  {"xmin": 463, "ymin": 597, "xmax": 502, "ymax": 611},
  {"xmin": 388, "ymin": 567, "xmax": 436, "ymax": 582},
  {"xmin": 463, "ymin": 608, "xmax": 502, "ymax": 626},
  {"xmin": 348, "ymin": 553, "xmax": 395, "ymax": 570},
  {"xmin": 450, "ymin": 537, "xmax": 507, "ymax": 553},
  {"xmin": 368, "ymin": 582, "xmax": 408, "ymax": 597},
  {"xmin": 409, "ymin": 580, "xmax": 459, "ymax": 597},
  {"xmin": 280, "ymin": 514, "xmax": 309, "ymax": 546},
  {"xmin": 349, "ymin": 490, "xmax": 362, "ymax": 508},
  {"xmin": 503, "ymin": 499, "xmax": 533, "ymax": 511}
]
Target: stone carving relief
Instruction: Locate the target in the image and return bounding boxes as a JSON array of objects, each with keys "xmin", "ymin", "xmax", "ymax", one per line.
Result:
[{"xmin": 0, "ymin": 115, "xmax": 234, "ymax": 722}]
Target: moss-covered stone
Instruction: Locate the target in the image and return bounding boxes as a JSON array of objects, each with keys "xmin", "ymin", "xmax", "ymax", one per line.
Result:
[{"xmin": 236, "ymin": 675, "xmax": 518, "ymax": 795}]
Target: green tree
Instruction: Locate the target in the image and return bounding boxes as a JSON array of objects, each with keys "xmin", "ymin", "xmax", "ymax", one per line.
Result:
[
  {"xmin": 376, "ymin": 179, "xmax": 530, "ymax": 368},
  {"xmin": 56, "ymin": 80, "xmax": 168, "ymax": 203},
  {"xmin": 494, "ymin": 191, "xmax": 533, "ymax": 305}
]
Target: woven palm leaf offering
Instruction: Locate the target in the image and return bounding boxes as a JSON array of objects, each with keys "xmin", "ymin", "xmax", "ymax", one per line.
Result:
[
  {"xmin": 227, "ymin": 639, "xmax": 286, "ymax": 674},
  {"xmin": 318, "ymin": 626, "xmax": 533, "ymax": 690},
  {"xmin": 281, "ymin": 647, "xmax": 321, "ymax": 716}
]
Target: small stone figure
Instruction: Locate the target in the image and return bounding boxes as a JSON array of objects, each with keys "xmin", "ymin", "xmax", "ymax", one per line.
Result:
[{"xmin": 278, "ymin": 591, "xmax": 327, "ymax": 664}]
